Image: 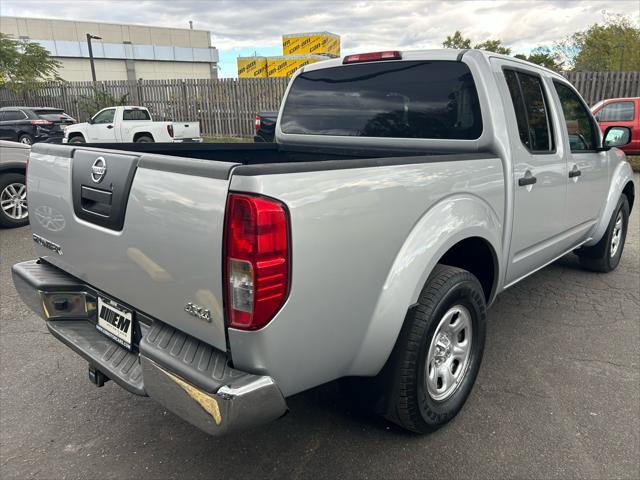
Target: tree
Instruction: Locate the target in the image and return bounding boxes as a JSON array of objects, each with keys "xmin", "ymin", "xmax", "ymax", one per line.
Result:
[
  {"xmin": 442, "ymin": 31, "xmax": 511, "ymax": 54},
  {"xmin": 77, "ymin": 87, "xmax": 129, "ymax": 118},
  {"xmin": 0, "ymin": 34, "xmax": 61, "ymax": 92},
  {"xmin": 514, "ymin": 47, "xmax": 564, "ymax": 71},
  {"xmin": 556, "ymin": 13, "xmax": 640, "ymax": 71},
  {"xmin": 442, "ymin": 31, "xmax": 472, "ymax": 49},
  {"xmin": 474, "ymin": 39, "xmax": 511, "ymax": 55}
]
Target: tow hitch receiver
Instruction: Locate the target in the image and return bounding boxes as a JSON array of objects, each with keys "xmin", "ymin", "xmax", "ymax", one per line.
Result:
[{"xmin": 88, "ymin": 366, "xmax": 110, "ymax": 387}]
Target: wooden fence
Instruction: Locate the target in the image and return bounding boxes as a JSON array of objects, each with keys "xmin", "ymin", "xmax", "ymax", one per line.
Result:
[
  {"xmin": 563, "ymin": 71, "xmax": 640, "ymax": 106},
  {"xmin": 0, "ymin": 72, "xmax": 638, "ymax": 137},
  {"xmin": 0, "ymin": 78, "xmax": 289, "ymax": 137}
]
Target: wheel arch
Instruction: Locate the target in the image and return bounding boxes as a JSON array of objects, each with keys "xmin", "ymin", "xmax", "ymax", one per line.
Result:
[
  {"xmin": 67, "ymin": 132, "xmax": 86, "ymax": 142},
  {"xmin": 622, "ymin": 179, "xmax": 635, "ymax": 212},
  {"xmin": 133, "ymin": 132, "xmax": 154, "ymax": 142},
  {"xmin": 347, "ymin": 194, "xmax": 503, "ymax": 377},
  {"xmin": 585, "ymin": 159, "xmax": 635, "ymax": 247},
  {"xmin": 0, "ymin": 163, "xmax": 27, "ymax": 176}
]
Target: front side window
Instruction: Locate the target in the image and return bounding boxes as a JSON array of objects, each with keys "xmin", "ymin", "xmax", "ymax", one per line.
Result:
[
  {"xmin": 92, "ymin": 109, "xmax": 115, "ymax": 124},
  {"xmin": 504, "ymin": 69, "xmax": 553, "ymax": 152},
  {"xmin": 123, "ymin": 109, "xmax": 151, "ymax": 121},
  {"xmin": 595, "ymin": 101, "xmax": 635, "ymax": 122},
  {"xmin": 281, "ymin": 61, "xmax": 483, "ymax": 139},
  {"xmin": 553, "ymin": 81, "xmax": 597, "ymax": 152}
]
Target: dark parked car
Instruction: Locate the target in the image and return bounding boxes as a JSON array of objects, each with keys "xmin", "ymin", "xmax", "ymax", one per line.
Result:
[
  {"xmin": 0, "ymin": 107, "xmax": 76, "ymax": 145},
  {"xmin": 254, "ymin": 111, "xmax": 277, "ymax": 142}
]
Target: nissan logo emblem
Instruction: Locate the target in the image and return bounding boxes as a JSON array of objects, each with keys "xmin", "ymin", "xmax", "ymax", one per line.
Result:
[{"xmin": 91, "ymin": 157, "xmax": 107, "ymax": 183}]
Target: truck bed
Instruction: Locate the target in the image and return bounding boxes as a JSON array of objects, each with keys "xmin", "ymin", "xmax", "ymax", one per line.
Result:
[
  {"xmin": 27, "ymin": 141, "xmax": 494, "ymax": 357},
  {"xmin": 66, "ymin": 141, "xmax": 474, "ymax": 165}
]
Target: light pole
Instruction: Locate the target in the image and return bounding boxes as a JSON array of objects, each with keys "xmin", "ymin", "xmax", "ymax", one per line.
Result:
[
  {"xmin": 86, "ymin": 33, "xmax": 102, "ymax": 82},
  {"xmin": 615, "ymin": 44, "xmax": 625, "ymax": 72}
]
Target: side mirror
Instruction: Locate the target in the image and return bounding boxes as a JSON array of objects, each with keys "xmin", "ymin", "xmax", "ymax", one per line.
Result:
[
  {"xmin": 603, "ymin": 126, "xmax": 631, "ymax": 149},
  {"xmin": 87, "ymin": 117, "xmax": 94, "ymax": 124}
]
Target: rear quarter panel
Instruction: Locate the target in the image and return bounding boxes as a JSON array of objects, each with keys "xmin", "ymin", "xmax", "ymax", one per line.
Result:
[{"xmin": 228, "ymin": 156, "xmax": 504, "ymax": 396}]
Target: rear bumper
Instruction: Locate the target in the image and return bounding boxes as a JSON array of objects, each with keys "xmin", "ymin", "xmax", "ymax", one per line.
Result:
[{"xmin": 11, "ymin": 259, "xmax": 287, "ymax": 436}]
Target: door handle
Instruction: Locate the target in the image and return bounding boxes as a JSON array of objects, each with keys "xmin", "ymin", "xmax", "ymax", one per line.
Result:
[
  {"xmin": 569, "ymin": 167, "xmax": 581, "ymax": 178},
  {"xmin": 106, "ymin": 124, "xmax": 114, "ymax": 129},
  {"xmin": 518, "ymin": 172, "xmax": 537, "ymax": 187}
]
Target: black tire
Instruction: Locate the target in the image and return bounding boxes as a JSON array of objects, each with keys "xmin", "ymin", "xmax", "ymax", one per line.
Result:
[
  {"xmin": 68, "ymin": 135, "xmax": 86, "ymax": 144},
  {"xmin": 0, "ymin": 173, "xmax": 29, "ymax": 228},
  {"xmin": 18, "ymin": 134, "xmax": 33, "ymax": 145},
  {"xmin": 135, "ymin": 135, "xmax": 153, "ymax": 143},
  {"xmin": 384, "ymin": 264, "xmax": 486, "ymax": 433},
  {"xmin": 577, "ymin": 195, "xmax": 629, "ymax": 273}
]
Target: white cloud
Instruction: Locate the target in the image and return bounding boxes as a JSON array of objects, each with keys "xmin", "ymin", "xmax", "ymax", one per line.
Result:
[{"xmin": 1, "ymin": 0, "xmax": 638, "ymax": 76}]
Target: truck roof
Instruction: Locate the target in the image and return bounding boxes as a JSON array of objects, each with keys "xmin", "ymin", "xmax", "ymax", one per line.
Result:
[{"xmin": 299, "ymin": 48, "xmax": 565, "ymax": 79}]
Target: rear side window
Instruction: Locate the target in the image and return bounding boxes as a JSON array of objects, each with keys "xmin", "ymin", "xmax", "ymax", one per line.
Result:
[
  {"xmin": 595, "ymin": 101, "xmax": 635, "ymax": 122},
  {"xmin": 123, "ymin": 109, "xmax": 151, "ymax": 121},
  {"xmin": 2, "ymin": 110, "xmax": 27, "ymax": 121},
  {"xmin": 504, "ymin": 69, "xmax": 554, "ymax": 152},
  {"xmin": 280, "ymin": 61, "xmax": 483, "ymax": 139},
  {"xmin": 34, "ymin": 109, "xmax": 64, "ymax": 115},
  {"xmin": 34, "ymin": 109, "xmax": 70, "ymax": 122},
  {"xmin": 553, "ymin": 81, "xmax": 597, "ymax": 152}
]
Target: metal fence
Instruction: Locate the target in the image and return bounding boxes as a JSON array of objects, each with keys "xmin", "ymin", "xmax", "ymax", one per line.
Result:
[{"xmin": 0, "ymin": 72, "xmax": 638, "ymax": 137}]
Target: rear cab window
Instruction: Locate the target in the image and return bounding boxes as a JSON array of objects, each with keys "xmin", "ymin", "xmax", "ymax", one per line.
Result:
[
  {"xmin": 280, "ymin": 61, "xmax": 483, "ymax": 139},
  {"xmin": 123, "ymin": 109, "xmax": 151, "ymax": 121}
]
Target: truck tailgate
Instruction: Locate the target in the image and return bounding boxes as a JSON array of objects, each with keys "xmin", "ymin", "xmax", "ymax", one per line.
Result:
[
  {"xmin": 27, "ymin": 143, "xmax": 237, "ymax": 351},
  {"xmin": 172, "ymin": 122, "xmax": 200, "ymax": 140}
]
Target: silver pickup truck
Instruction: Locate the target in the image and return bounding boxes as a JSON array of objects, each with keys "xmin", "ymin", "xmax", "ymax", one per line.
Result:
[{"xmin": 12, "ymin": 49, "xmax": 635, "ymax": 436}]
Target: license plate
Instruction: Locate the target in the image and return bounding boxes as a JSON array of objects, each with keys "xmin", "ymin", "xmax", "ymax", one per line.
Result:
[{"xmin": 96, "ymin": 296, "xmax": 134, "ymax": 350}]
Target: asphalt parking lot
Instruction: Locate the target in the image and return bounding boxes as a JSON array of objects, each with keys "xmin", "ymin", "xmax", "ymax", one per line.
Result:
[{"xmin": 1, "ymin": 178, "xmax": 638, "ymax": 480}]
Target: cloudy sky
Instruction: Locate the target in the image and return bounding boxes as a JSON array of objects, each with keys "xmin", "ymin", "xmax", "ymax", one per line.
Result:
[{"xmin": 1, "ymin": 0, "xmax": 638, "ymax": 77}]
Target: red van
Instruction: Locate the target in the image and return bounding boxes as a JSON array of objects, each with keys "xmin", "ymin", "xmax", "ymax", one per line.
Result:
[{"xmin": 592, "ymin": 97, "xmax": 640, "ymax": 155}]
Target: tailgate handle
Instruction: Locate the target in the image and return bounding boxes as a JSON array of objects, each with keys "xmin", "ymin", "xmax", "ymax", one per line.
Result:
[{"xmin": 81, "ymin": 185, "xmax": 112, "ymax": 217}]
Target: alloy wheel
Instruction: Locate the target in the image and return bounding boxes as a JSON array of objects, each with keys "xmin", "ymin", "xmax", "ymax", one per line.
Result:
[{"xmin": 0, "ymin": 182, "xmax": 28, "ymax": 220}]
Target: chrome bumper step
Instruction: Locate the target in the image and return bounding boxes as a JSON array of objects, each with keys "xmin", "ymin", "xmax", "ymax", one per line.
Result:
[{"xmin": 12, "ymin": 259, "xmax": 288, "ymax": 436}]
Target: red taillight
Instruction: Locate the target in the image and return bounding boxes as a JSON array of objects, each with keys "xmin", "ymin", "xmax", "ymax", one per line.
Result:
[
  {"xmin": 224, "ymin": 193, "xmax": 290, "ymax": 330},
  {"xmin": 255, "ymin": 115, "xmax": 261, "ymax": 130},
  {"xmin": 167, "ymin": 124, "xmax": 174, "ymax": 137},
  {"xmin": 342, "ymin": 50, "xmax": 402, "ymax": 64},
  {"xmin": 31, "ymin": 119, "xmax": 53, "ymax": 125}
]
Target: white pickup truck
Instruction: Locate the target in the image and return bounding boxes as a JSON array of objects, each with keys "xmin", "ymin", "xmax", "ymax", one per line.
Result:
[
  {"xmin": 63, "ymin": 106, "xmax": 202, "ymax": 144},
  {"xmin": 13, "ymin": 49, "xmax": 635, "ymax": 437}
]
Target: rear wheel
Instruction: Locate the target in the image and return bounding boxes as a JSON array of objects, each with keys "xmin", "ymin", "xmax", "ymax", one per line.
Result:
[
  {"xmin": 18, "ymin": 134, "xmax": 33, "ymax": 145},
  {"xmin": 577, "ymin": 195, "xmax": 629, "ymax": 273},
  {"xmin": 0, "ymin": 173, "xmax": 29, "ymax": 228},
  {"xmin": 384, "ymin": 265, "xmax": 486, "ymax": 433},
  {"xmin": 135, "ymin": 135, "xmax": 153, "ymax": 143}
]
